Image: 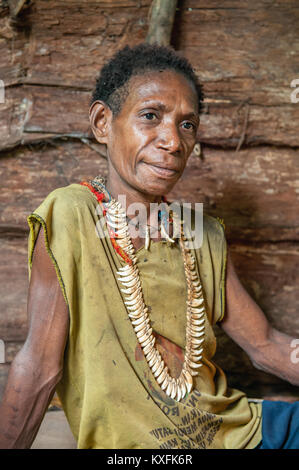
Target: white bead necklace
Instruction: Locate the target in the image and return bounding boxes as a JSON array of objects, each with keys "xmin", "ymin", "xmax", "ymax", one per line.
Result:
[{"xmin": 91, "ymin": 178, "xmax": 206, "ymax": 402}]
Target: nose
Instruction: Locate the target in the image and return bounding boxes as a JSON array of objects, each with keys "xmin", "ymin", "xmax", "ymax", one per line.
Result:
[{"xmin": 157, "ymin": 122, "xmax": 181, "ymax": 154}]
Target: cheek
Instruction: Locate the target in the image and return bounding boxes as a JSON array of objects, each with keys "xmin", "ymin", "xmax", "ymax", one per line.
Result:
[
  {"xmin": 129, "ymin": 123, "xmax": 152, "ymax": 150},
  {"xmin": 185, "ymin": 136, "xmax": 197, "ymax": 155},
  {"xmin": 110, "ymin": 121, "xmax": 148, "ymax": 157},
  {"xmin": 108, "ymin": 128, "xmax": 129, "ymax": 163}
]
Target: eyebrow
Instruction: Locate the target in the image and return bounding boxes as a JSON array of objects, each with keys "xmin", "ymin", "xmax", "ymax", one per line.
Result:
[{"xmin": 140, "ymin": 100, "xmax": 199, "ymax": 119}]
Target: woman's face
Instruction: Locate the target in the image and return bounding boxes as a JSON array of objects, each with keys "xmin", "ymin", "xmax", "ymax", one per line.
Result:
[{"xmin": 93, "ymin": 69, "xmax": 200, "ymax": 198}]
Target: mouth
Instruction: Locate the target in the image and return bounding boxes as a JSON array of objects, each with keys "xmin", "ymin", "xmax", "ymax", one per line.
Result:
[{"xmin": 142, "ymin": 162, "xmax": 180, "ymax": 179}]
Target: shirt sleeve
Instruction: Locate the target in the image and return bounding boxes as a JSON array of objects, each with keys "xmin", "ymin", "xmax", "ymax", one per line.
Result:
[{"xmin": 26, "ymin": 186, "xmax": 78, "ymax": 308}]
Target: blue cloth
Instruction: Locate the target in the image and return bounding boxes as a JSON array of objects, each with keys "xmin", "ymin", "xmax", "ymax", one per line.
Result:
[{"xmin": 257, "ymin": 400, "xmax": 299, "ymax": 449}]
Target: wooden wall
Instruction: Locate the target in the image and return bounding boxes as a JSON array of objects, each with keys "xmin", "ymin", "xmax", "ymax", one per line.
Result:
[{"xmin": 0, "ymin": 0, "xmax": 299, "ymax": 402}]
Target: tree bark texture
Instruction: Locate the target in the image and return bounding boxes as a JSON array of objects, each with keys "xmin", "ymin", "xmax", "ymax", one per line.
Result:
[
  {"xmin": 0, "ymin": 0, "xmax": 298, "ymax": 401},
  {"xmin": 146, "ymin": 0, "xmax": 178, "ymax": 46}
]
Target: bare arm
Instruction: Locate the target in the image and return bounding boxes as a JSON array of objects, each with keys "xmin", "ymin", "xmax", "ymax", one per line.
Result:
[
  {"xmin": 0, "ymin": 226, "xmax": 69, "ymax": 449},
  {"xmin": 220, "ymin": 248, "xmax": 299, "ymax": 386}
]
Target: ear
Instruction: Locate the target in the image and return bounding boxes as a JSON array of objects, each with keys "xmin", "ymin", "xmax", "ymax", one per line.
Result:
[{"xmin": 89, "ymin": 100, "xmax": 112, "ymax": 144}]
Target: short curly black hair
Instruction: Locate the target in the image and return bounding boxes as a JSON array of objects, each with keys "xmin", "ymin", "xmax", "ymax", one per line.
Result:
[{"xmin": 90, "ymin": 43, "xmax": 204, "ymax": 116}]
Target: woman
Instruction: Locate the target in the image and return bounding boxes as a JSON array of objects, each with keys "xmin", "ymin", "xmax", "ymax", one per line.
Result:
[{"xmin": 0, "ymin": 44, "xmax": 298, "ymax": 449}]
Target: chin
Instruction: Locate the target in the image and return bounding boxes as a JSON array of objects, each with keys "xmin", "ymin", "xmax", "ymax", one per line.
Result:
[{"xmin": 140, "ymin": 177, "xmax": 179, "ymax": 197}]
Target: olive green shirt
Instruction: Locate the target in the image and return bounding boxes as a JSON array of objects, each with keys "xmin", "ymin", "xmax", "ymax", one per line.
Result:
[{"xmin": 27, "ymin": 183, "xmax": 262, "ymax": 449}]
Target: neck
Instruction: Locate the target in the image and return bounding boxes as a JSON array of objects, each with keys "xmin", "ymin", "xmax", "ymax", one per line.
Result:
[{"xmin": 105, "ymin": 170, "xmax": 164, "ymax": 222}]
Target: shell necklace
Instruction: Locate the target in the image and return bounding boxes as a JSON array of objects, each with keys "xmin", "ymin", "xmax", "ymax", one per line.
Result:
[{"xmin": 85, "ymin": 177, "xmax": 206, "ymax": 402}]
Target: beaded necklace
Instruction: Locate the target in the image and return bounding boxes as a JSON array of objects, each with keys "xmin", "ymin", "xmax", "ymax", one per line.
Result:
[{"xmin": 81, "ymin": 177, "xmax": 206, "ymax": 401}]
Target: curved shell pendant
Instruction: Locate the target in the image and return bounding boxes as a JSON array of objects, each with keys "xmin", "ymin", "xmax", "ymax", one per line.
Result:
[{"xmin": 102, "ymin": 195, "xmax": 206, "ymax": 402}]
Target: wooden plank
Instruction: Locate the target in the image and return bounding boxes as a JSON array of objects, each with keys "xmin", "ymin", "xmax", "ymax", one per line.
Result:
[
  {"xmin": 175, "ymin": 1, "xmax": 299, "ymax": 104},
  {"xmin": 0, "ymin": 364, "xmax": 10, "ymax": 402},
  {"xmin": 55, "ymin": 0, "xmax": 147, "ymax": 6},
  {"xmin": 214, "ymin": 325, "xmax": 299, "ymax": 400},
  {"xmin": 0, "ymin": 0, "xmax": 298, "ymax": 150},
  {"xmin": 198, "ymin": 103, "xmax": 299, "ymax": 148},
  {"xmin": 0, "ymin": 86, "xmax": 92, "ymax": 152},
  {"xmin": 214, "ymin": 241, "xmax": 299, "ymax": 400},
  {"xmin": 229, "ymin": 242, "xmax": 299, "ymax": 335},
  {"xmin": 1, "ymin": 0, "xmax": 297, "ymax": 101},
  {"xmin": 1, "ymin": 144, "xmax": 298, "ymax": 243},
  {"xmin": 0, "ymin": 1, "xmax": 150, "ymax": 88},
  {"xmin": 0, "ymin": 64, "xmax": 27, "ymax": 87},
  {"xmin": 185, "ymin": 0, "xmax": 299, "ymax": 11},
  {"xmin": 169, "ymin": 146, "xmax": 299, "ymax": 243},
  {"xmin": 0, "ymin": 238, "xmax": 28, "ymax": 341},
  {"xmin": 0, "ymin": 140, "xmax": 108, "ymax": 234},
  {"xmin": 22, "ymin": 86, "xmax": 91, "ymax": 136},
  {"xmin": 174, "ymin": 0, "xmax": 299, "ymax": 148},
  {"xmin": 0, "ymin": 0, "xmax": 151, "ymax": 151},
  {"xmin": 1, "ymin": 84, "xmax": 298, "ymax": 152},
  {"xmin": 0, "ymin": 341, "xmax": 23, "ymax": 364}
]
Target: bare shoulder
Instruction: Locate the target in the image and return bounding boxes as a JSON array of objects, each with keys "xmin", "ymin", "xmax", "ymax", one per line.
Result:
[{"xmin": 22, "ymin": 226, "xmax": 69, "ymax": 373}]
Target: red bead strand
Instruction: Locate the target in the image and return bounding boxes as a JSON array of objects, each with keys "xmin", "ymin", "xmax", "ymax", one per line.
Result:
[{"xmin": 80, "ymin": 181, "xmax": 133, "ymax": 265}]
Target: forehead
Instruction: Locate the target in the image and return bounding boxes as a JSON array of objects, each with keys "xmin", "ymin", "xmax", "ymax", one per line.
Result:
[{"xmin": 121, "ymin": 69, "xmax": 198, "ymax": 114}]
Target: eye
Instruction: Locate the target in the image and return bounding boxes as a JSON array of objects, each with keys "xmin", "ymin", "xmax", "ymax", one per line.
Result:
[
  {"xmin": 144, "ymin": 112, "xmax": 156, "ymax": 120},
  {"xmin": 182, "ymin": 121, "xmax": 195, "ymax": 131}
]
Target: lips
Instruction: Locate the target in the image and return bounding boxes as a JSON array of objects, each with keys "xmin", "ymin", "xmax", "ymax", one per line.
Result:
[{"xmin": 142, "ymin": 161, "xmax": 181, "ymax": 179}]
